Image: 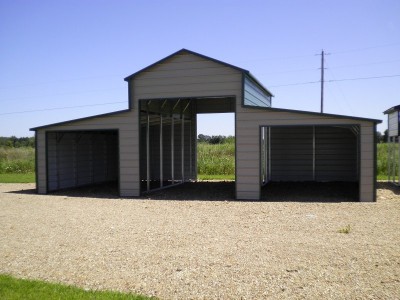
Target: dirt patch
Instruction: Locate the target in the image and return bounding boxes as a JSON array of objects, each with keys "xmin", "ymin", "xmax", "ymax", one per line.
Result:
[{"xmin": 1, "ymin": 182, "xmax": 399, "ymax": 299}]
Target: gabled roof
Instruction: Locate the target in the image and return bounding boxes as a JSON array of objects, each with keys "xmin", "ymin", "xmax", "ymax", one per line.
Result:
[
  {"xmin": 383, "ymin": 105, "xmax": 400, "ymax": 114},
  {"xmin": 124, "ymin": 48, "xmax": 274, "ymax": 97}
]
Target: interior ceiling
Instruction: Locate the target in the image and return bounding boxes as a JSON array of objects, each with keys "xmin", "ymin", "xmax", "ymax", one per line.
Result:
[{"xmin": 140, "ymin": 96, "xmax": 235, "ymax": 116}]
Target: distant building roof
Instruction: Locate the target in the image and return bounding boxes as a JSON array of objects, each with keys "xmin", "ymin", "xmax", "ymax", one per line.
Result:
[{"xmin": 383, "ymin": 105, "xmax": 400, "ymax": 114}]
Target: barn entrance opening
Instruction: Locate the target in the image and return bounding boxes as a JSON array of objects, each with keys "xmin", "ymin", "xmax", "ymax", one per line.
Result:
[
  {"xmin": 46, "ymin": 130, "xmax": 119, "ymax": 193},
  {"xmin": 260, "ymin": 125, "xmax": 360, "ymax": 201},
  {"xmin": 139, "ymin": 96, "xmax": 235, "ymax": 195},
  {"xmin": 196, "ymin": 113, "xmax": 235, "ymax": 181}
]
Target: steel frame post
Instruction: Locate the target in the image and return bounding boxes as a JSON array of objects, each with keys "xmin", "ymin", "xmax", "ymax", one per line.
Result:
[
  {"xmin": 160, "ymin": 111, "xmax": 163, "ymax": 188},
  {"xmin": 171, "ymin": 108, "xmax": 175, "ymax": 185},
  {"xmin": 146, "ymin": 102, "xmax": 150, "ymax": 192},
  {"xmin": 261, "ymin": 127, "xmax": 267, "ymax": 184},
  {"xmin": 398, "ymin": 137, "xmax": 400, "ymax": 185},
  {"xmin": 313, "ymin": 126, "xmax": 316, "ymax": 181},
  {"xmin": 181, "ymin": 108, "xmax": 185, "ymax": 182}
]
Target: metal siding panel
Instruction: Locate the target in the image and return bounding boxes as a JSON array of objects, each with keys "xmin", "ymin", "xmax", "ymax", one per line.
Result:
[
  {"xmin": 315, "ymin": 126, "xmax": 357, "ymax": 181},
  {"xmin": 270, "ymin": 127, "xmax": 313, "ymax": 181},
  {"xmin": 133, "ymin": 53, "xmax": 242, "ymax": 105},
  {"xmin": 244, "ymin": 75, "xmax": 271, "ymax": 108},
  {"xmin": 388, "ymin": 111, "xmax": 399, "ymax": 137}
]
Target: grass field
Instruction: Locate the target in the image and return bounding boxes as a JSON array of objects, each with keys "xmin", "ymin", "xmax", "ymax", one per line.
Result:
[
  {"xmin": 0, "ymin": 147, "xmax": 35, "ymax": 174},
  {"xmin": 0, "ymin": 173, "xmax": 35, "ymax": 183},
  {"xmin": 197, "ymin": 141, "xmax": 235, "ymax": 178},
  {"xmin": 0, "ymin": 143, "xmax": 393, "ymax": 183},
  {"xmin": 0, "ymin": 274, "xmax": 151, "ymax": 300}
]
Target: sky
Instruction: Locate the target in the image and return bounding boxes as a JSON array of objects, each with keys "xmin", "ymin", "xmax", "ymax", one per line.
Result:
[{"xmin": 1, "ymin": 0, "xmax": 399, "ymax": 137}]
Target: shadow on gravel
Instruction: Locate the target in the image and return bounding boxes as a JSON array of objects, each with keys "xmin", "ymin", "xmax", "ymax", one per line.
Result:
[
  {"xmin": 7, "ymin": 188, "xmax": 37, "ymax": 195},
  {"xmin": 377, "ymin": 181, "xmax": 400, "ymax": 195},
  {"xmin": 9, "ymin": 181, "xmax": 393, "ymax": 203},
  {"xmin": 7, "ymin": 182, "xmax": 120, "ymax": 199},
  {"xmin": 261, "ymin": 182, "xmax": 359, "ymax": 202},
  {"xmin": 148, "ymin": 181, "xmax": 359, "ymax": 203},
  {"xmin": 146, "ymin": 181, "xmax": 236, "ymax": 201}
]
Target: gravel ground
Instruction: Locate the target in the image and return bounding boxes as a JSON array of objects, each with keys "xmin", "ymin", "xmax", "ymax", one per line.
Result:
[{"xmin": 0, "ymin": 182, "xmax": 399, "ymax": 299}]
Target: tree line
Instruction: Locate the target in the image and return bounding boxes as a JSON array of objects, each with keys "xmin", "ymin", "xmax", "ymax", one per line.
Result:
[
  {"xmin": 197, "ymin": 134, "xmax": 235, "ymax": 144},
  {"xmin": 0, "ymin": 136, "xmax": 35, "ymax": 148}
]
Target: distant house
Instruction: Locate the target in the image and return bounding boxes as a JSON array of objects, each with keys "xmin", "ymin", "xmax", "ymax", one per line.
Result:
[{"xmin": 31, "ymin": 49, "xmax": 381, "ymax": 201}]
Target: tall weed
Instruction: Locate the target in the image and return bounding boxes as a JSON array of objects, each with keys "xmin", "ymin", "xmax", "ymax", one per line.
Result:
[
  {"xmin": 0, "ymin": 147, "xmax": 35, "ymax": 173},
  {"xmin": 197, "ymin": 142, "xmax": 235, "ymax": 175}
]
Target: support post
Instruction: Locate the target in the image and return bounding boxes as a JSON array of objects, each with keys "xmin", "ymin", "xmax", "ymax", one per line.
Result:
[
  {"xmin": 268, "ymin": 127, "xmax": 271, "ymax": 181},
  {"xmin": 146, "ymin": 103, "xmax": 150, "ymax": 192},
  {"xmin": 160, "ymin": 112, "xmax": 163, "ymax": 187},
  {"xmin": 398, "ymin": 137, "xmax": 400, "ymax": 185},
  {"xmin": 261, "ymin": 127, "xmax": 265, "ymax": 184},
  {"xmin": 171, "ymin": 109, "xmax": 175, "ymax": 184},
  {"xmin": 320, "ymin": 50, "xmax": 324, "ymax": 113},
  {"xmin": 313, "ymin": 126, "xmax": 316, "ymax": 181},
  {"xmin": 264, "ymin": 127, "xmax": 268, "ymax": 183},
  {"xmin": 181, "ymin": 109, "xmax": 185, "ymax": 182},
  {"xmin": 189, "ymin": 118, "xmax": 192, "ymax": 179}
]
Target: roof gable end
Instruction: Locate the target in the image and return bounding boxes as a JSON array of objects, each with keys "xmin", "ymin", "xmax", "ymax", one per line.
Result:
[{"xmin": 123, "ymin": 48, "xmax": 248, "ymax": 82}]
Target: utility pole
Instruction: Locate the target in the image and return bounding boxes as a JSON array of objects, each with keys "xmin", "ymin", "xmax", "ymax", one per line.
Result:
[{"xmin": 320, "ymin": 50, "xmax": 325, "ymax": 113}]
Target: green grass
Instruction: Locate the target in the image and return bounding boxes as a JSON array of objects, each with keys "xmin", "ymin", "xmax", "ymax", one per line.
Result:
[
  {"xmin": 0, "ymin": 173, "xmax": 35, "ymax": 183},
  {"xmin": 197, "ymin": 142, "xmax": 235, "ymax": 179},
  {"xmin": 0, "ymin": 274, "xmax": 153, "ymax": 300},
  {"xmin": 0, "ymin": 147, "xmax": 35, "ymax": 174}
]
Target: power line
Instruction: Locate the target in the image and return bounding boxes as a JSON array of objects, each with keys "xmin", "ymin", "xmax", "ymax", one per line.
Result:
[
  {"xmin": 327, "ymin": 74, "xmax": 400, "ymax": 83},
  {"xmin": 0, "ymin": 101, "xmax": 126, "ymax": 116},
  {"xmin": 270, "ymin": 74, "xmax": 400, "ymax": 88},
  {"xmin": 330, "ymin": 42, "xmax": 400, "ymax": 55},
  {"xmin": 328, "ymin": 59, "xmax": 400, "ymax": 69},
  {"xmin": 2, "ymin": 87, "xmax": 125, "ymax": 102},
  {"xmin": 0, "ymin": 74, "xmax": 124, "ymax": 90},
  {"xmin": 269, "ymin": 80, "xmax": 320, "ymax": 88}
]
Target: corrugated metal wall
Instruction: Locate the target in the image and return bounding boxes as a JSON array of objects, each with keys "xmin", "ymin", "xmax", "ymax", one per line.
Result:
[
  {"xmin": 315, "ymin": 126, "xmax": 357, "ymax": 181},
  {"xmin": 268, "ymin": 126, "xmax": 358, "ymax": 182},
  {"xmin": 271, "ymin": 127, "xmax": 314, "ymax": 181},
  {"xmin": 47, "ymin": 131, "xmax": 118, "ymax": 191}
]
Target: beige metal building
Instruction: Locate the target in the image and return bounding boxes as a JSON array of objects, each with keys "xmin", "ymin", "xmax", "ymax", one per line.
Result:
[{"xmin": 31, "ymin": 49, "xmax": 381, "ymax": 201}]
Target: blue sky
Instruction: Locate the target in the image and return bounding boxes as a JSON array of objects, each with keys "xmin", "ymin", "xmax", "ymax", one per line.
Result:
[{"xmin": 1, "ymin": 0, "xmax": 399, "ymax": 137}]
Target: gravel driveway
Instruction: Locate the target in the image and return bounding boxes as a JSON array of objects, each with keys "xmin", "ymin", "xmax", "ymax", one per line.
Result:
[{"xmin": 1, "ymin": 182, "xmax": 399, "ymax": 299}]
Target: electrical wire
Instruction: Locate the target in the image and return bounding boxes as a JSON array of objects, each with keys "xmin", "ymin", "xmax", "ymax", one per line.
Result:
[
  {"xmin": 2, "ymin": 73, "xmax": 398, "ymax": 115},
  {"xmin": 330, "ymin": 42, "xmax": 400, "ymax": 55},
  {"xmin": 0, "ymin": 101, "xmax": 126, "ymax": 116},
  {"xmin": 270, "ymin": 74, "xmax": 400, "ymax": 88}
]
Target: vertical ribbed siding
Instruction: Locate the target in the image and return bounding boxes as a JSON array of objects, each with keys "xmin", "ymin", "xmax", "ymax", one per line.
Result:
[
  {"xmin": 315, "ymin": 126, "xmax": 357, "ymax": 181},
  {"xmin": 270, "ymin": 127, "xmax": 313, "ymax": 181},
  {"xmin": 36, "ymin": 131, "xmax": 47, "ymax": 194}
]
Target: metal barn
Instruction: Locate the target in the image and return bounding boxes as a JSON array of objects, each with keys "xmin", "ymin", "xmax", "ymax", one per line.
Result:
[{"xmin": 31, "ymin": 49, "xmax": 380, "ymax": 201}]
